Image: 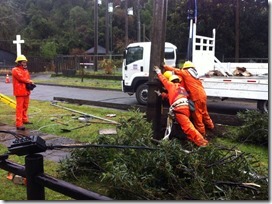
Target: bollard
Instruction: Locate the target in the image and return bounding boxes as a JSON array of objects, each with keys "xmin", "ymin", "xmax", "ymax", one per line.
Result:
[{"xmin": 25, "ymin": 154, "xmax": 45, "ymax": 200}]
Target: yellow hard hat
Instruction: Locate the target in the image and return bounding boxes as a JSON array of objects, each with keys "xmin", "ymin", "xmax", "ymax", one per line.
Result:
[
  {"xmin": 163, "ymin": 71, "xmax": 172, "ymax": 79},
  {"xmin": 182, "ymin": 61, "xmax": 195, "ymax": 69},
  {"xmin": 169, "ymin": 75, "xmax": 180, "ymax": 82},
  {"xmin": 15, "ymin": 55, "xmax": 28, "ymax": 63}
]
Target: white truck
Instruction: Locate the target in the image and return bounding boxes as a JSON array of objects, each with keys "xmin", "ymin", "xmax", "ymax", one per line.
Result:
[
  {"xmin": 121, "ymin": 23, "xmax": 268, "ymax": 113},
  {"xmin": 122, "ymin": 42, "xmax": 178, "ymax": 105}
]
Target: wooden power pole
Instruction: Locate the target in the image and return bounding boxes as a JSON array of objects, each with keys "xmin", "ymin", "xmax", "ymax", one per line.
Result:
[
  {"xmin": 146, "ymin": 0, "xmax": 168, "ymax": 140},
  {"xmin": 235, "ymin": 0, "xmax": 240, "ymax": 62},
  {"xmin": 94, "ymin": 0, "xmax": 98, "ymax": 71}
]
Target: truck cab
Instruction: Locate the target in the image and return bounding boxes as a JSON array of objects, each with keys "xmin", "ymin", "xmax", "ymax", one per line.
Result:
[{"xmin": 122, "ymin": 42, "xmax": 177, "ymax": 105}]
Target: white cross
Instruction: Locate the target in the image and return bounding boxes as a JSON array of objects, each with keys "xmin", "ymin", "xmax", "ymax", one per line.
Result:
[{"xmin": 13, "ymin": 35, "xmax": 25, "ymax": 56}]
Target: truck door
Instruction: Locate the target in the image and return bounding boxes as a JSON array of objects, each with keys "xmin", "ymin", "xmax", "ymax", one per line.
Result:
[{"xmin": 122, "ymin": 46, "xmax": 145, "ymax": 89}]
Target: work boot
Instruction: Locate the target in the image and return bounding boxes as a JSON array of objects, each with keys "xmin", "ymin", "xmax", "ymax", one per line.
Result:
[
  {"xmin": 23, "ymin": 121, "xmax": 33, "ymax": 124},
  {"xmin": 16, "ymin": 126, "xmax": 25, "ymax": 131}
]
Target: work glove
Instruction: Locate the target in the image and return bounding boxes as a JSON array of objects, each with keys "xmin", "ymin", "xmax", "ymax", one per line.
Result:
[
  {"xmin": 154, "ymin": 66, "xmax": 161, "ymax": 74},
  {"xmin": 154, "ymin": 90, "xmax": 161, "ymax": 96}
]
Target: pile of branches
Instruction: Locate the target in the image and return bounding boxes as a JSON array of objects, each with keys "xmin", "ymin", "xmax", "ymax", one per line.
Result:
[{"xmin": 58, "ymin": 110, "xmax": 268, "ymax": 200}]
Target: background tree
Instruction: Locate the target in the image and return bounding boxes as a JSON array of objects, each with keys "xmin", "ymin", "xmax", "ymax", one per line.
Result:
[
  {"xmin": 0, "ymin": 0, "xmax": 268, "ymax": 60},
  {"xmin": 40, "ymin": 41, "xmax": 57, "ymax": 71}
]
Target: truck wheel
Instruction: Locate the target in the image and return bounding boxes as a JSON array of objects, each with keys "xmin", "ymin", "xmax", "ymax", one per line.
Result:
[
  {"xmin": 136, "ymin": 84, "xmax": 148, "ymax": 105},
  {"xmin": 257, "ymin": 100, "xmax": 268, "ymax": 113}
]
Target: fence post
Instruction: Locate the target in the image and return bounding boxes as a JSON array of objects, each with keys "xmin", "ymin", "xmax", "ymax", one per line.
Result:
[{"xmin": 25, "ymin": 154, "xmax": 45, "ymax": 200}]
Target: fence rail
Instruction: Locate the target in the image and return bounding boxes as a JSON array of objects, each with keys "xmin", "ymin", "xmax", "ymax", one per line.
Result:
[{"xmin": 0, "ymin": 154, "xmax": 112, "ymax": 200}]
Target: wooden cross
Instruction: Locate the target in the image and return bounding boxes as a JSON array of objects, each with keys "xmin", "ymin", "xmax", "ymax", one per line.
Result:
[{"xmin": 13, "ymin": 35, "xmax": 25, "ymax": 56}]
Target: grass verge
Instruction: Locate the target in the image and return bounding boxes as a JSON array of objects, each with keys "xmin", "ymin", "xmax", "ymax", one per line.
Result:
[{"xmin": 33, "ymin": 75, "xmax": 122, "ymax": 90}]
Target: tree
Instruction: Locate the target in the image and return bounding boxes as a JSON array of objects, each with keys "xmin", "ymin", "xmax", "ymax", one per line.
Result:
[{"xmin": 40, "ymin": 41, "xmax": 57, "ymax": 71}]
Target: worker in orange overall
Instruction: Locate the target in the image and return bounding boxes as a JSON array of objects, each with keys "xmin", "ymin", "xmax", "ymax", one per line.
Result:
[
  {"xmin": 164, "ymin": 61, "xmax": 214, "ymax": 136},
  {"xmin": 154, "ymin": 66, "xmax": 208, "ymax": 147},
  {"xmin": 12, "ymin": 55, "xmax": 35, "ymax": 130}
]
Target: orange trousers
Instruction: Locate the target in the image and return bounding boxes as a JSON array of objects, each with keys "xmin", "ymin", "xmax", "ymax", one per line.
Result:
[
  {"xmin": 174, "ymin": 106, "xmax": 208, "ymax": 146},
  {"xmin": 191, "ymin": 99, "xmax": 214, "ymax": 136},
  {"xmin": 15, "ymin": 96, "xmax": 30, "ymax": 127}
]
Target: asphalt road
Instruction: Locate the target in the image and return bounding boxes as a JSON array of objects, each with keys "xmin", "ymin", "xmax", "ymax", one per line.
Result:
[
  {"xmin": 0, "ymin": 75, "xmax": 257, "ymax": 115},
  {"xmin": 0, "ymin": 81, "xmax": 137, "ymax": 104}
]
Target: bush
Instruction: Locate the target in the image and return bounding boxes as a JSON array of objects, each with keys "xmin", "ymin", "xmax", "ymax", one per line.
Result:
[
  {"xmin": 225, "ymin": 110, "xmax": 268, "ymax": 146},
  {"xmin": 99, "ymin": 59, "xmax": 116, "ymax": 74}
]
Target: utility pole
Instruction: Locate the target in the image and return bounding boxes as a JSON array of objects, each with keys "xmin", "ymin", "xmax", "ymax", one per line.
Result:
[
  {"xmin": 94, "ymin": 0, "xmax": 98, "ymax": 71},
  {"xmin": 137, "ymin": 0, "xmax": 141, "ymax": 42},
  {"xmin": 108, "ymin": 2, "xmax": 113, "ymax": 59},
  {"xmin": 235, "ymin": 0, "xmax": 240, "ymax": 62},
  {"xmin": 146, "ymin": 0, "xmax": 168, "ymax": 140},
  {"xmin": 105, "ymin": 0, "xmax": 109, "ymax": 55},
  {"xmin": 186, "ymin": 0, "xmax": 197, "ymax": 61},
  {"xmin": 125, "ymin": 0, "xmax": 128, "ymax": 47},
  {"xmin": 142, "ymin": 24, "xmax": 146, "ymax": 42}
]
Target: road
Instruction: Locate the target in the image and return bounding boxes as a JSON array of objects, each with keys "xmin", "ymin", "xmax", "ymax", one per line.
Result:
[{"xmin": 0, "ymin": 77, "xmax": 257, "ymax": 115}]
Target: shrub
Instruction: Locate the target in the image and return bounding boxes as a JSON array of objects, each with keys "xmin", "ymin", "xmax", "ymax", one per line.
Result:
[
  {"xmin": 99, "ymin": 59, "xmax": 116, "ymax": 74},
  {"xmin": 225, "ymin": 110, "xmax": 268, "ymax": 146}
]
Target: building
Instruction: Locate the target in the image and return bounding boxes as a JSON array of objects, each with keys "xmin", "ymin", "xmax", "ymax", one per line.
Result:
[{"xmin": 0, "ymin": 49, "xmax": 16, "ymax": 68}]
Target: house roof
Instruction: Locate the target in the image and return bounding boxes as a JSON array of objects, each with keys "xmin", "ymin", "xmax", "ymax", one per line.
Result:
[{"xmin": 85, "ymin": 45, "xmax": 106, "ymax": 54}]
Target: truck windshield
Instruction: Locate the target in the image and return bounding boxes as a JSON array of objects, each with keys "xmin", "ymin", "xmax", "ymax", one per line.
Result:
[
  {"xmin": 126, "ymin": 47, "xmax": 143, "ymax": 65},
  {"xmin": 164, "ymin": 47, "xmax": 175, "ymax": 60}
]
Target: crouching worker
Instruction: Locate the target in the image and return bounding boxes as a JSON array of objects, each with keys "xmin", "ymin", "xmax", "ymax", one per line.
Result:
[{"xmin": 154, "ymin": 66, "xmax": 208, "ymax": 147}]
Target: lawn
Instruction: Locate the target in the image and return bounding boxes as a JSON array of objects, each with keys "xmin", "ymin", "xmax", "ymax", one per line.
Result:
[
  {"xmin": 0, "ymin": 99, "xmax": 131, "ymax": 200},
  {"xmin": 34, "ymin": 75, "xmax": 122, "ymax": 90}
]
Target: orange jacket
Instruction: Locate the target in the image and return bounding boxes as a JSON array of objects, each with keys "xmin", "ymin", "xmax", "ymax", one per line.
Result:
[
  {"xmin": 157, "ymin": 73, "xmax": 189, "ymax": 105},
  {"xmin": 12, "ymin": 65, "xmax": 32, "ymax": 96},
  {"xmin": 164, "ymin": 65, "xmax": 206, "ymax": 101}
]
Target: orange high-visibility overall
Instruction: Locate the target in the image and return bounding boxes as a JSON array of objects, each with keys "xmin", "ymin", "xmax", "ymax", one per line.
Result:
[
  {"xmin": 157, "ymin": 73, "xmax": 208, "ymax": 147},
  {"xmin": 164, "ymin": 65, "xmax": 214, "ymax": 136},
  {"xmin": 12, "ymin": 65, "xmax": 32, "ymax": 128}
]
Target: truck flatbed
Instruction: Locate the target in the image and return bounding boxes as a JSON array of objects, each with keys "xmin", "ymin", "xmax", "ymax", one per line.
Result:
[{"xmin": 200, "ymin": 75, "xmax": 268, "ymax": 100}]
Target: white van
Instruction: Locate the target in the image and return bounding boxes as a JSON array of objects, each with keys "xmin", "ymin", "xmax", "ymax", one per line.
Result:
[{"xmin": 122, "ymin": 42, "xmax": 177, "ymax": 105}]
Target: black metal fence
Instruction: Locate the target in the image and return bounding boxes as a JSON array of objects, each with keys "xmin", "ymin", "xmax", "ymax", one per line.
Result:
[
  {"xmin": 2, "ymin": 55, "xmax": 267, "ymax": 74},
  {"xmin": 0, "ymin": 154, "xmax": 112, "ymax": 200},
  {"xmin": 54, "ymin": 54, "xmax": 123, "ymax": 75},
  {"xmin": 0, "ymin": 54, "xmax": 123, "ymax": 74}
]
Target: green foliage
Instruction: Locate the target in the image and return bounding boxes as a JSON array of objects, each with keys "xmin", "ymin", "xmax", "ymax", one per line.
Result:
[
  {"xmin": 58, "ymin": 109, "xmax": 268, "ymax": 200},
  {"xmin": 41, "ymin": 41, "xmax": 58, "ymax": 60},
  {"xmin": 224, "ymin": 110, "xmax": 268, "ymax": 146}
]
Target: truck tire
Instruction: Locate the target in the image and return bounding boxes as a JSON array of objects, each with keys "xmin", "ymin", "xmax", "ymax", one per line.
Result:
[
  {"xmin": 257, "ymin": 100, "xmax": 268, "ymax": 113},
  {"xmin": 136, "ymin": 84, "xmax": 148, "ymax": 105}
]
